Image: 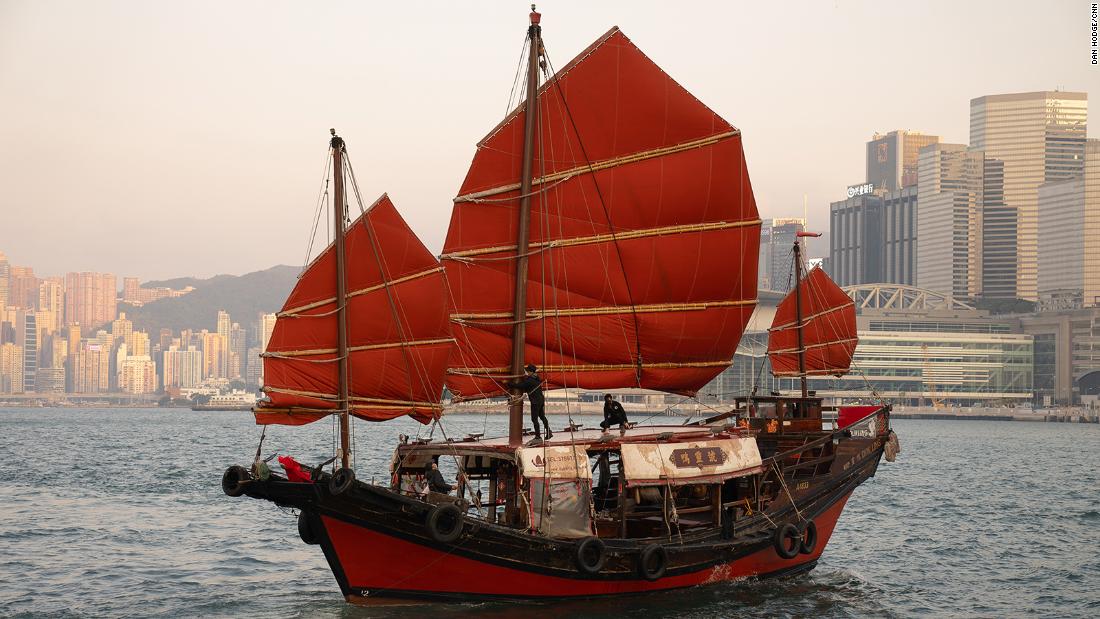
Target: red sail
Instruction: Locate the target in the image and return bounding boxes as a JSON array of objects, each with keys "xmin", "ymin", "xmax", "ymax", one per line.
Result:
[
  {"xmin": 442, "ymin": 28, "xmax": 760, "ymax": 400},
  {"xmin": 767, "ymin": 266, "xmax": 857, "ymax": 377},
  {"xmin": 257, "ymin": 194, "xmax": 453, "ymax": 425}
]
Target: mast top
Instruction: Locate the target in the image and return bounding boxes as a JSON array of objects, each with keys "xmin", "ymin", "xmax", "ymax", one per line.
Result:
[
  {"xmin": 530, "ymin": 5, "xmax": 541, "ymax": 24},
  {"xmin": 330, "ymin": 128, "xmax": 344, "ymax": 150}
]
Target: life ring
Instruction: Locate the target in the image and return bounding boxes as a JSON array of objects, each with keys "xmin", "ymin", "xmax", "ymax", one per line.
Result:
[
  {"xmin": 799, "ymin": 520, "xmax": 818, "ymax": 554},
  {"xmin": 637, "ymin": 544, "xmax": 667, "ymax": 581},
  {"xmin": 221, "ymin": 465, "xmax": 249, "ymax": 497},
  {"xmin": 298, "ymin": 511, "xmax": 319, "ymax": 545},
  {"xmin": 426, "ymin": 504, "xmax": 464, "ymax": 543},
  {"xmin": 328, "ymin": 467, "xmax": 356, "ymax": 495},
  {"xmin": 774, "ymin": 523, "xmax": 801, "ymax": 559},
  {"xmin": 575, "ymin": 536, "xmax": 607, "ymax": 575}
]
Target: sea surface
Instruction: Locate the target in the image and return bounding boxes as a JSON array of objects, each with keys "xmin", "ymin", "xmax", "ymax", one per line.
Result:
[{"xmin": 1, "ymin": 408, "xmax": 1098, "ymax": 618}]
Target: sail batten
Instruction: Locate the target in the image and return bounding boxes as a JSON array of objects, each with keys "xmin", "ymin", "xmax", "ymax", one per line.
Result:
[
  {"xmin": 258, "ymin": 194, "xmax": 452, "ymax": 424},
  {"xmin": 442, "ymin": 29, "xmax": 760, "ymax": 401},
  {"xmin": 767, "ymin": 266, "xmax": 857, "ymax": 378}
]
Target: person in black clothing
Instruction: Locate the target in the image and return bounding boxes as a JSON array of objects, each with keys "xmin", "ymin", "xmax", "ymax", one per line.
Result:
[
  {"xmin": 600, "ymin": 393, "xmax": 629, "ymax": 432},
  {"xmin": 425, "ymin": 462, "xmax": 454, "ymax": 494},
  {"xmin": 512, "ymin": 364, "xmax": 551, "ymax": 440}
]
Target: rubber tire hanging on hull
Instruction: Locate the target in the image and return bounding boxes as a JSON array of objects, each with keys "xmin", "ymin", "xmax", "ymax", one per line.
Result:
[
  {"xmin": 774, "ymin": 523, "xmax": 801, "ymax": 559},
  {"xmin": 426, "ymin": 504, "xmax": 464, "ymax": 544},
  {"xmin": 221, "ymin": 465, "xmax": 249, "ymax": 497},
  {"xmin": 637, "ymin": 544, "xmax": 667, "ymax": 581},
  {"xmin": 329, "ymin": 467, "xmax": 355, "ymax": 495},
  {"xmin": 799, "ymin": 520, "xmax": 818, "ymax": 554},
  {"xmin": 298, "ymin": 512, "xmax": 319, "ymax": 545},
  {"xmin": 575, "ymin": 536, "xmax": 607, "ymax": 575}
]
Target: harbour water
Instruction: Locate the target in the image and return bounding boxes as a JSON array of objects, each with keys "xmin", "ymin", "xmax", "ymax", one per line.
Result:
[{"xmin": 1, "ymin": 408, "xmax": 1098, "ymax": 618}]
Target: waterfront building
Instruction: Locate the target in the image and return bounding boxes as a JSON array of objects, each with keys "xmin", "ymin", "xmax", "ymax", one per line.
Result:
[
  {"xmin": 1037, "ymin": 140, "xmax": 1100, "ymax": 308},
  {"xmin": 65, "ymin": 272, "xmax": 118, "ymax": 329},
  {"xmin": 48, "ymin": 336, "xmax": 68, "ymax": 370},
  {"xmin": 34, "ymin": 367, "xmax": 65, "ymax": 394},
  {"xmin": 971, "ymin": 91, "xmax": 1088, "ymax": 300},
  {"xmin": 65, "ymin": 324, "xmax": 80, "ymax": 392},
  {"xmin": 0, "ymin": 342, "xmax": 23, "ymax": 394},
  {"xmin": 72, "ymin": 341, "xmax": 110, "ymax": 393},
  {"xmin": 119, "ymin": 355, "xmax": 156, "ymax": 394},
  {"xmin": 15, "ymin": 311, "xmax": 37, "ymax": 393},
  {"xmin": 163, "ymin": 344, "xmax": 203, "ymax": 389},
  {"xmin": 130, "ymin": 331, "xmax": 150, "ymax": 357},
  {"xmin": 1017, "ymin": 304, "xmax": 1100, "ymax": 406},
  {"xmin": 867, "ymin": 130, "xmax": 940, "ymax": 192},
  {"xmin": 701, "ymin": 284, "xmax": 1033, "ymax": 405},
  {"xmin": 758, "ymin": 218, "xmax": 805, "ymax": 291}
]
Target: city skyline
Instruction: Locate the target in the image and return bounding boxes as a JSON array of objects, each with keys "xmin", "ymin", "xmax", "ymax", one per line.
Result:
[{"xmin": 1, "ymin": 1, "xmax": 1095, "ymax": 279}]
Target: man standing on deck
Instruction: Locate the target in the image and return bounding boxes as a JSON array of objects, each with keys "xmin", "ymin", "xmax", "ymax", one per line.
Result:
[
  {"xmin": 600, "ymin": 393, "xmax": 629, "ymax": 434},
  {"xmin": 511, "ymin": 364, "xmax": 551, "ymax": 440}
]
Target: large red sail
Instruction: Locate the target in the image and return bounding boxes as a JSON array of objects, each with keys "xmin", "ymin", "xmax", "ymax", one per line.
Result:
[
  {"xmin": 767, "ymin": 266, "xmax": 857, "ymax": 377},
  {"xmin": 442, "ymin": 28, "xmax": 760, "ymax": 400},
  {"xmin": 257, "ymin": 194, "xmax": 453, "ymax": 425}
]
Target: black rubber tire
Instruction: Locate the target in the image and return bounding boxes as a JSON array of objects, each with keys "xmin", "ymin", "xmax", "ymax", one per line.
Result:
[
  {"xmin": 298, "ymin": 512, "xmax": 319, "ymax": 545},
  {"xmin": 799, "ymin": 520, "xmax": 818, "ymax": 555},
  {"xmin": 637, "ymin": 544, "xmax": 667, "ymax": 581},
  {"xmin": 221, "ymin": 465, "xmax": 249, "ymax": 497},
  {"xmin": 328, "ymin": 467, "xmax": 355, "ymax": 495},
  {"xmin": 426, "ymin": 504, "xmax": 464, "ymax": 544},
  {"xmin": 575, "ymin": 536, "xmax": 607, "ymax": 575},
  {"xmin": 774, "ymin": 523, "xmax": 801, "ymax": 559}
]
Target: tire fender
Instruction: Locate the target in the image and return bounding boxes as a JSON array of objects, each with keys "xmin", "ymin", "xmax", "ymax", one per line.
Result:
[
  {"xmin": 575, "ymin": 536, "xmax": 607, "ymax": 575},
  {"xmin": 774, "ymin": 522, "xmax": 801, "ymax": 559},
  {"xmin": 426, "ymin": 503, "xmax": 464, "ymax": 544},
  {"xmin": 637, "ymin": 543, "xmax": 667, "ymax": 581}
]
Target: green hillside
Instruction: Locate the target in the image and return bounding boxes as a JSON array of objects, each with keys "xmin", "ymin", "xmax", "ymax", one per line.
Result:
[{"xmin": 123, "ymin": 265, "xmax": 299, "ymax": 334}]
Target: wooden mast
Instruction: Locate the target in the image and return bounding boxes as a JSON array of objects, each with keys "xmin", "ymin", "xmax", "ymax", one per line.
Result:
[
  {"xmin": 793, "ymin": 238, "xmax": 808, "ymax": 399},
  {"xmin": 331, "ymin": 129, "xmax": 351, "ymax": 468},
  {"xmin": 507, "ymin": 6, "xmax": 542, "ymax": 446}
]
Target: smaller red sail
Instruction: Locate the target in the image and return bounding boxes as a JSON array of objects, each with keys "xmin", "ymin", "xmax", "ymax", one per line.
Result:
[
  {"xmin": 256, "ymin": 194, "xmax": 453, "ymax": 426},
  {"xmin": 767, "ymin": 266, "xmax": 857, "ymax": 377}
]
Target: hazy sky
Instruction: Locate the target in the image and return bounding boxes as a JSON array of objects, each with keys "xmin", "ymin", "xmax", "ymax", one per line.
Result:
[{"xmin": 1, "ymin": 0, "xmax": 1095, "ymax": 280}]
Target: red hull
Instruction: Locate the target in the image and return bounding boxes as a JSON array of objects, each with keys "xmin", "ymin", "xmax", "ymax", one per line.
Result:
[{"xmin": 321, "ymin": 493, "xmax": 851, "ymax": 600}]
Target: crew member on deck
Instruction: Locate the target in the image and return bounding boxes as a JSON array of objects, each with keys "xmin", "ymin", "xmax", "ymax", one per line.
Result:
[
  {"xmin": 425, "ymin": 461, "xmax": 455, "ymax": 494},
  {"xmin": 600, "ymin": 393, "xmax": 629, "ymax": 433},
  {"xmin": 511, "ymin": 364, "xmax": 551, "ymax": 440}
]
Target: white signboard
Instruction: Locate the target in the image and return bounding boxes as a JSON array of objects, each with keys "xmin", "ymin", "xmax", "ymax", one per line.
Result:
[
  {"xmin": 847, "ymin": 183, "xmax": 875, "ymax": 198},
  {"xmin": 620, "ymin": 438, "xmax": 762, "ymax": 486},
  {"xmin": 516, "ymin": 445, "xmax": 592, "ymax": 480}
]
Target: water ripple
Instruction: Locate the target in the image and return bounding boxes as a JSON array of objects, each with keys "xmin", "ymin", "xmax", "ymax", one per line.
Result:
[{"xmin": 1, "ymin": 410, "xmax": 1098, "ymax": 617}]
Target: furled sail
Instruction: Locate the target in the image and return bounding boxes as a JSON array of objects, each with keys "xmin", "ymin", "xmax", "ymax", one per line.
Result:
[
  {"xmin": 441, "ymin": 28, "xmax": 760, "ymax": 400},
  {"xmin": 257, "ymin": 194, "xmax": 454, "ymax": 425},
  {"xmin": 766, "ymin": 266, "xmax": 857, "ymax": 377}
]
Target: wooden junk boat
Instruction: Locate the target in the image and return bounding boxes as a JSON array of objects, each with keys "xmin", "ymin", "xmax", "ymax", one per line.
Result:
[{"xmin": 222, "ymin": 8, "xmax": 899, "ymax": 602}]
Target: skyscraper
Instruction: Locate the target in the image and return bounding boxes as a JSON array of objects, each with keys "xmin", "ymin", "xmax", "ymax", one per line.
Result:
[
  {"xmin": 970, "ymin": 91, "xmax": 1088, "ymax": 300},
  {"xmin": 867, "ymin": 130, "xmax": 940, "ymax": 191},
  {"xmin": 65, "ymin": 272, "xmax": 118, "ymax": 329},
  {"xmin": 0, "ymin": 342, "xmax": 22, "ymax": 394},
  {"xmin": 229, "ymin": 322, "xmax": 246, "ymax": 380},
  {"xmin": 758, "ymin": 218, "xmax": 805, "ymax": 291},
  {"xmin": 916, "ymin": 143, "xmax": 986, "ymax": 299},
  {"xmin": 0, "ymin": 250, "xmax": 9, "ymax": 309},
  {"xmin": 8, "ymin": 266, "xmax": 39, "ymax": 310},
  {"xmin": 37, "ymin": 278, "xmax": 64, "ymax": 334},
  {"xmin": 1037, "ymin": 140, "xmax": 1100, "ymax": 307},
  {"xmin": 216, "ymin": 310, "xmax": 231, "ymax": 378},
  {"xmin": 16, "ymin": 311, "xmax": 37, "ymax": 393}
]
